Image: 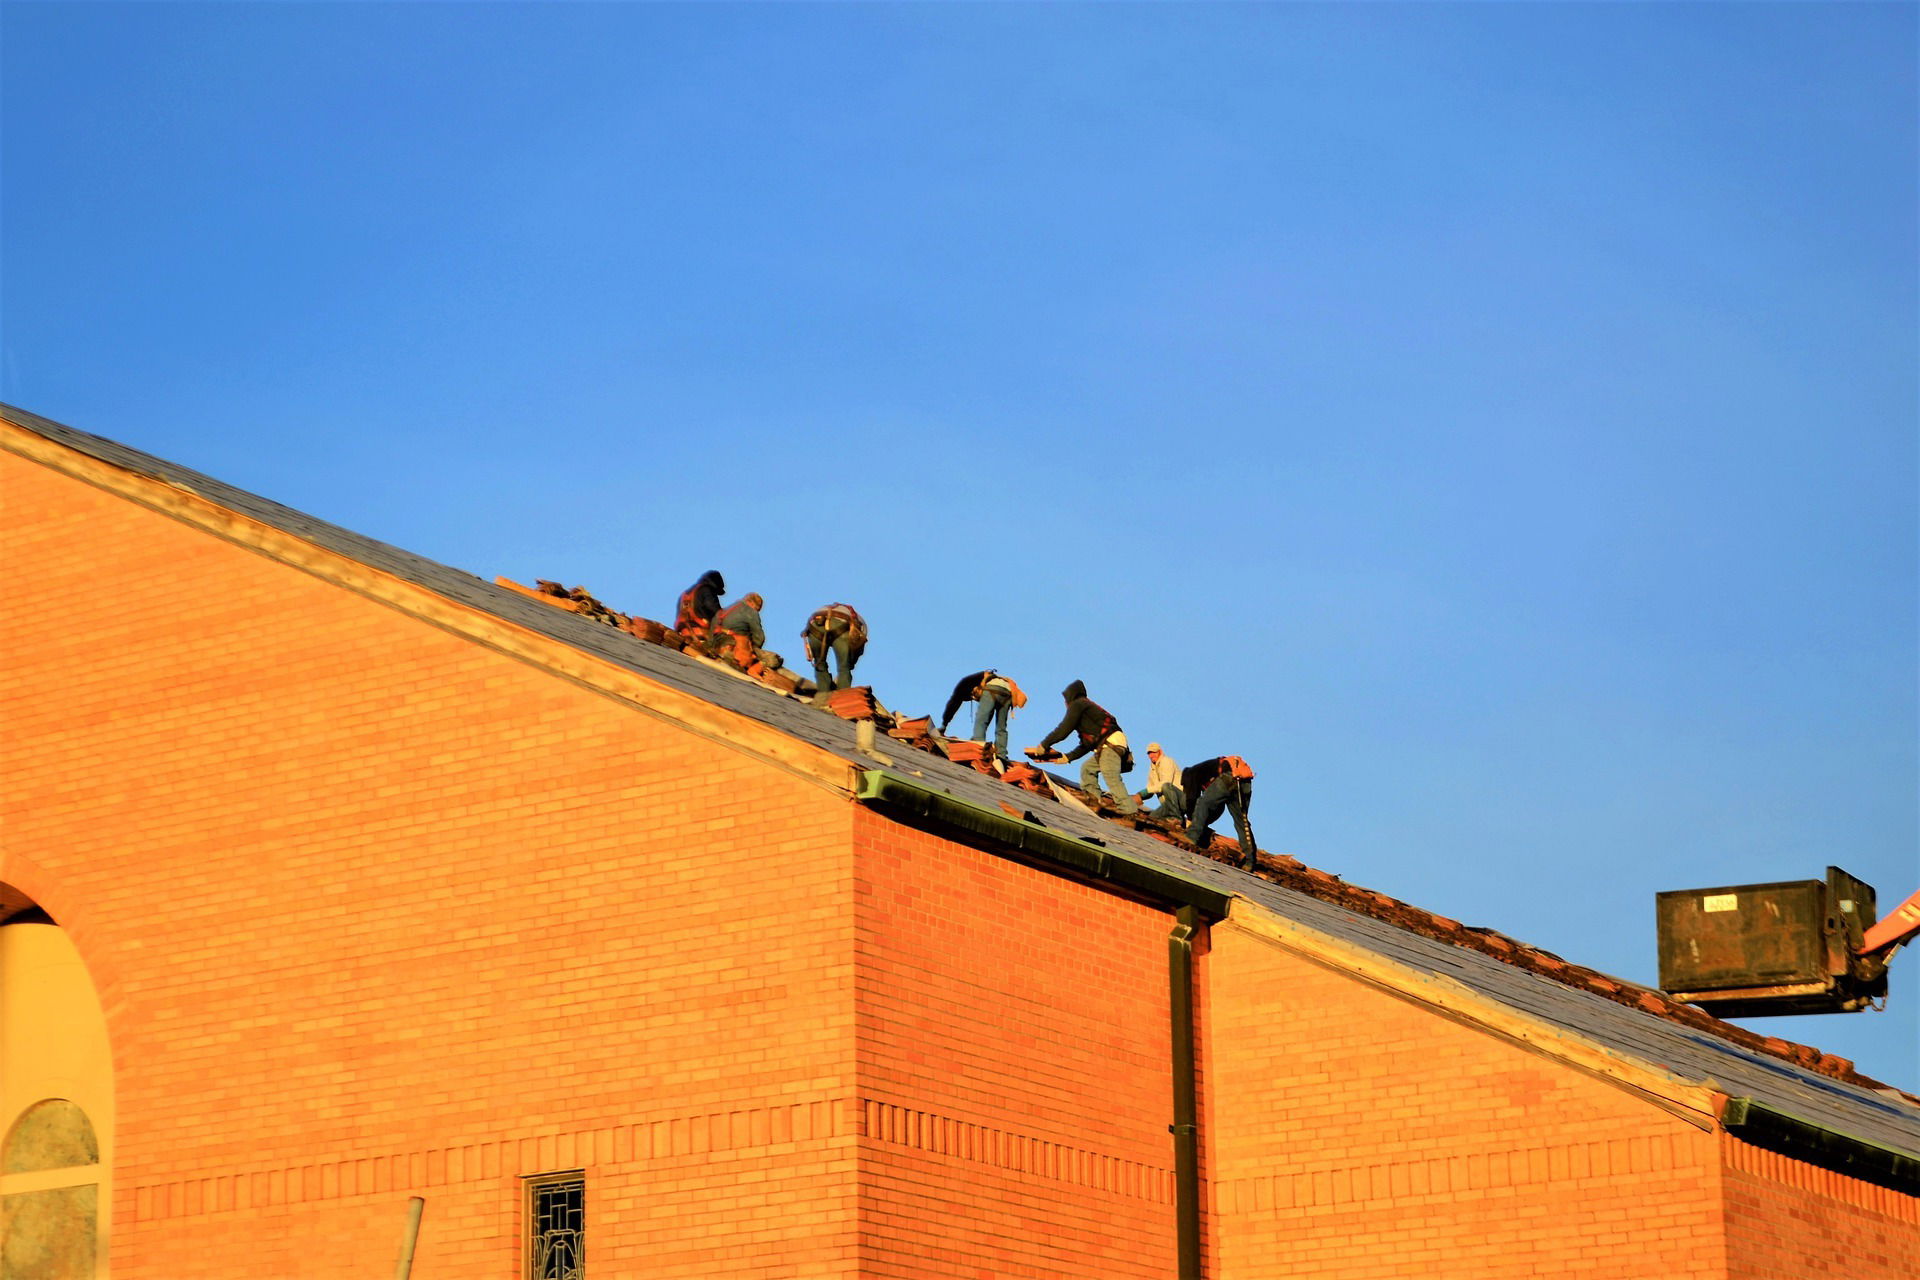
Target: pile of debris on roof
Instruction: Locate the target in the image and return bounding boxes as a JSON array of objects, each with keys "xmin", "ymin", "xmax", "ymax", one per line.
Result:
[{"xmin": 498, "ymin": 575, "xmax": 1907, "ymax": 1101}]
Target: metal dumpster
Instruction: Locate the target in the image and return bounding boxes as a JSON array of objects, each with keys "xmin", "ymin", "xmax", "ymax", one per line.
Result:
[{"xmin": 1657, "ymin": 866, "xmax": 1885, "ymax": 1016}]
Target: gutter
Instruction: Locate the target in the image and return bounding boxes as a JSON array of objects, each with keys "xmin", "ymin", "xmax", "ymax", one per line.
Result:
[
  {"xmin": 856, "ymin": 769, "xmax": 1219, "ymax": 1279},
  {"xmin": 1720, "ymin": 1097, "xmax": 1920, "ymax": 1197},
  {"xmin": 854, "ymin": 769, "xmax": 1232, "ymax": 918}
]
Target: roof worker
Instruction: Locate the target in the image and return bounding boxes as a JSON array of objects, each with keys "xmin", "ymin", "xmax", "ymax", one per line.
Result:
[
  {"xmin": 802, "ymin": 603, "xmax": 867, "ymax": 696},
  {"xmin": 938, "ymin": 670, "xmax": 1027, "ymax": 765},
  {"xmin": 1181, "ymin": 755, "xmax": 1258, "ymax": 869},
  {"xmin": 712, "ymin": 592, "xmax": 780, "ymax": 671},
  {"xmin": 675, "ymin": 570, "xmax": 726, "ymax": 643},
  {"xmin": 1135, "ymin": 743, "xmax": 1184, "ymax": 823},
  {"xmin": 1027, "ymin": 680, "xmax": 1136, "ymax": 815}
]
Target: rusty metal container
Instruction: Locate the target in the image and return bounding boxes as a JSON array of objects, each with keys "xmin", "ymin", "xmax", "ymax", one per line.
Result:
[{"xmin": 1657, "ymin": 866, "xmax": 1884, "ymax": 1017}]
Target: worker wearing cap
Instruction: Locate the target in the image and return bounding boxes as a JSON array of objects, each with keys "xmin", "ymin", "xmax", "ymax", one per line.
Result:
[
  {"xmin": 1182, "ymin": 755, "xmax": 1258, "ymax": 868},
  {"xmin": 938, "ymin": 670, "xmax": 1024, "ymax": 764},
  {"xmin": 674, "ymin": 570, "xmax": 726, "ymax": 643},
  {"xmin": 1028, "ymin": 680, "xmax": 1136, "ymax": 815},
  {"xmin": 803, "ymin": 603, "xmax": 867, "ymax": 695},
  {"xmin": 712, "ymin": 592, "xmax": 779, "ymax": 671},
  {"xmin": 1135, "ymin": 743, "xmax": 1184, "ymax": 822}
]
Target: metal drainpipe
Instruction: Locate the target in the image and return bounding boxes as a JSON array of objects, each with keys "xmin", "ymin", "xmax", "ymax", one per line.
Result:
[{"xmin": 1169, "ymin": 903, "xmax": 1203, "ymax": 1280}]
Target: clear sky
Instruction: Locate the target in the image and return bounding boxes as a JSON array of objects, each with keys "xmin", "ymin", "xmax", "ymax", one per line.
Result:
[{"xmin": 4, "ymin": 2, "xmax": 1915, "ymax": 1088}]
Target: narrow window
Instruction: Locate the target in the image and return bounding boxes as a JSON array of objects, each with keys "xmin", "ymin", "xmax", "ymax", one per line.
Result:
[
  {"xmin": 524, "ymin": 1171, "xmax": 584, "ymax": 1280},
  {"xmin": 2, "ymin": 1098, "xmax": 101, "ymax": 1280}
]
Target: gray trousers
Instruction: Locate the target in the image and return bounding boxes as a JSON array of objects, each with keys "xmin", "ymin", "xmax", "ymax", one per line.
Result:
[{"xmin": 1080, "ymin": 744, "xmax": 1136, "ymax": 813}]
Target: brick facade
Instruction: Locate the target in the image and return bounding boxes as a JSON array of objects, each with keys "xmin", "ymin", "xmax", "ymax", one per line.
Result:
[
  {"xmin": 853, "ymin": 809, "xmax": 1180, "ymax": 1278},
  {"xmin": 1206, "ymin": 921, "xmax": 1728, "ymax": 1278},
  {"xmin": 3, "ymin": 451, "xmax": 859, "ymax": 1277},
  {"xmin": 1721, "ymin": 1136, "xmax": 1920, "ymax": 1280},
  {"xmin": 4, "ymin": 435, "xmax": 1918, "ymax": 1277}
]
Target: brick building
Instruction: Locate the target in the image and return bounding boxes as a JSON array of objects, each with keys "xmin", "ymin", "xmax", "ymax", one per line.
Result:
[{"xmin": 3, "ymin": 402, "xmax": 1917, "ymax": 1279}]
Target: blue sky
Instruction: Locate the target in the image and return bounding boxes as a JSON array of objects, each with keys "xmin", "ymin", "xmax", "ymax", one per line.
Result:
[{"xmin": 4, "ymin": 2, "xmax": 1915, "ymax": 1087}]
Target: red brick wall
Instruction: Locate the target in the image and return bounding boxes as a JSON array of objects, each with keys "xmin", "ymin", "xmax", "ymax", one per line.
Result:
[
  {"xmin": 1720, "ymin": 1135, "xmax": 1920, "ymax": 1279},
  {"xmin": 1, "ymin": 451, "xmax": 861, "ymax": 1278},
  {"xmin": 851, "ymin": 809, "xmax": 1182, "ymax": 1278},
  {"xmin": 1203, "ymin": 920, "xmax": 1731, "ymax": 1279}
]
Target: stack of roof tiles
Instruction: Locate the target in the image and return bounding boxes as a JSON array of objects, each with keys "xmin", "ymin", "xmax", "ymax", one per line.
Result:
[
  {"xmin": 822, "ymin": 686, "xmax": 879, "ymax": 720},
  {"xmin": 997, "ymin": 762, "xmax": 1055, "ymax": 798},
  {"xmin": 886, "ymin": 717, "xmax": 937, "ymax": 750},
  {"xmin": 941, "ymin": 740, "xmax": 997, "ymax": 770}
]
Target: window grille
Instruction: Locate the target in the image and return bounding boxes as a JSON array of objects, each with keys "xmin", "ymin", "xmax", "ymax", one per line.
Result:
[{"xmin": 526, "ymin": 1172, "xmax": 584, "ymax": 1280}]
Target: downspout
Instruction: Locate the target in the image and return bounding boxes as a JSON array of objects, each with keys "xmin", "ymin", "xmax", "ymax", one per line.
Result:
[{"xmin": 1169, "ymin": 904, "xmax": 1203, "ymax": 1280}]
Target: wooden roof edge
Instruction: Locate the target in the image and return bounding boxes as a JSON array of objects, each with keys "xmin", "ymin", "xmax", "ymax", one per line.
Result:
[{"xmin": 0, "ymin": 416, "xmax": 857, "ymax": 796}]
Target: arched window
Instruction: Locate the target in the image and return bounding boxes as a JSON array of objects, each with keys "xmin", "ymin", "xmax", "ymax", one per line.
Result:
[
  {"xmin": 1, "ymin": 907, "xmax": 111, "ymax": 1280},
  {"xmin": 2, "ymin": 1099, "xmax": 100, "ymax": 1278},
  {"xmin": 5, "ymin": 1099, "xmax": 98, "ymax": 1172}
]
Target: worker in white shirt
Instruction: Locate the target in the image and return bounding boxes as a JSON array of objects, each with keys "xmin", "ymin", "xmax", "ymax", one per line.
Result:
[{"xmin": 1136, "ymin": 743, "xmax": 1184, "ymax": 822}]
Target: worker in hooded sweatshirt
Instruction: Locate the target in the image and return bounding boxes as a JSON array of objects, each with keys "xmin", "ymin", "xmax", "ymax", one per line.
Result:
[
  {"xmin": 1181, "ymin": 755, "xmax": 1258, "ymax": 868},
  {"xmin": 675, "ymin": 570, "xmax": 726, "ymax": 643},
  {"xmin": 938, "ymin": 670, "xmax": 1026, "ymax": 764},
  {"xmin": 1028, "ymin": 680, "xmax": 1136, "ymax": 815},
  {"xmin": 802, "ymin": 603, "xmax": 867, "ymax": 694}
]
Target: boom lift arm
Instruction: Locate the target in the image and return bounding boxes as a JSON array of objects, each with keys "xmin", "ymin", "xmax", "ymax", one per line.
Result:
[{"xmin": 1861, "ymin": 885, "xmax": 1920, "ymax": 958}]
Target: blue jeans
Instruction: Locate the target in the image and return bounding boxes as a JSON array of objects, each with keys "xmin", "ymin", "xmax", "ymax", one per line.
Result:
[
  {"xmin": 811, "ymin": 633, "xmax": 858, "ymax": 692},
  {"xmin": 1080, "ymin": 745, "xmax": 1136, "ymax": 813},
  {"xmin": 1187, "ymin": 776, "xmax": 1256, "ymax": 863},
  {"xmin": 971, "ymin": 686, "xmax": 1012, "ymax": 760},
  {"xmin": 1140, "ymin": 782, "xmax": 1185, "ymax": 822}
]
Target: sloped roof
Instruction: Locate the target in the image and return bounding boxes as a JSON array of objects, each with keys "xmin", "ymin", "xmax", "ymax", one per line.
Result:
[{"xmin": 6, "ymin": 401, "xmax": 1917, "ymax": 1174}]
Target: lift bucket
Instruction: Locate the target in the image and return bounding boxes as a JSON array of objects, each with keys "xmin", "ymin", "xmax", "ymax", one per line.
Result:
[{"xmin": 1656, "ymin": 866, "xmax": 1885, "ymax": 1017}]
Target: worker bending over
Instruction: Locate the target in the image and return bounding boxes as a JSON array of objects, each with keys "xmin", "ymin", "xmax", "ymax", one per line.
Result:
[
  {"xmin": 712, "ymin": 592, "xmax": 779, "ymax": 670},
  {"xmin": 1028, "ymin": 680, "xmax": 1136, "ymax": 815},
  {"xmin": 1182, "ymin": 756, "xmax": 1258, "ymax": 868},
  {"xmin": 939, "ymin": 670, "xmax": 1026, "ymax": 764},
  {"xmin": 803, "ymin": 603, "xmax": 867, "ymax": 694},
  {"xmin": 1136, "ymin": 743, "xmax": 1184, "ymax": 821},
  {"xmin": 675, "ymin": 570, "xmax": 726, "ymax": 643}
]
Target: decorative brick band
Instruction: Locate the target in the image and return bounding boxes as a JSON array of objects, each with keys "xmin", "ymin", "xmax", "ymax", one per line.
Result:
[
  {"xmin": 858, "ymin": 1099, "xmax": 1175, "ymax": 1204},
  {"xmin": 1216, "ymin": 1131, "xmax": 1706, "ymax": 1215},
  {"xmin": 132, "ymin": 1093, "xmax": 1180, "ymax": 1222},
  {"xmin": 1720, "ymin": 1132, "xmax": 1920, "ymax": 1224},
  {"xmin": 129, "ymin": 1097, "xmax": 851, "ymax": 1222}
]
